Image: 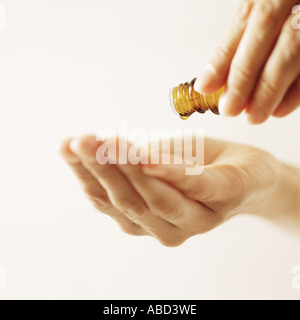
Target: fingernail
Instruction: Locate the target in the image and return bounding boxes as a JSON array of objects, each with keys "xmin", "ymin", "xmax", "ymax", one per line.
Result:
[
  {"xmin": 218, "ymin": 93, "xmax": 229, "ymax": 116},
  {"xmin": 218, "ymin": 90, "xmax": 243, "ymax": 116},
  {"xmin": 247, "ymin": 111, "xmax": 266, "ymax": 125},
  {"xmin": 70, "ymin": 138, "xmax": 80, "ymax": 153},
  {"xmin": 194, "ymin": 65, "xmax": 216, "ymax": 93},
  {"xmin": 243, "ymin": 112, "xmax": 254, "ymax": 125},
  {"xmin": 246, "ymin": 113, "xmax": 258, "ymax": 125},
  {"xmin": 246, "ymin": 102, "xmax": 267, "ymax": 125}
]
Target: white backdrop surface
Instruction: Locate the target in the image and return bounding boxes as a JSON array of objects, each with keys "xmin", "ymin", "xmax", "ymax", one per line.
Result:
[{"xmin": 0, "ymin": 0, "xmax": 300, "ymax": 299}]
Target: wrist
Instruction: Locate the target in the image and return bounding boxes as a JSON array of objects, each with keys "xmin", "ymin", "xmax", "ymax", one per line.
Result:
[{"xmin": 259, "ymin": 160, "xmax": 300, "ymax": 231}]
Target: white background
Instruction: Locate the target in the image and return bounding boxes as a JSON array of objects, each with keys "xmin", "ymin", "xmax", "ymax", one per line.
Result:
[{"xmin": 0, "ymin": 0, "xmax": 300, "ymax": 299}]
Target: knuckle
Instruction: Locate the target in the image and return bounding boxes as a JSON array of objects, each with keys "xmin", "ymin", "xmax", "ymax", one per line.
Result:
[
  {"xmin": 212, "ymin": 45, "xmax": 231, "ymax": 63},
  {"xmin": 282, "ymin": 27, "xmax": 300, "ymax": 60},
  {"xmin": 86, "ymin": 193, "xmax": 111, "ymax": 210},
  {"xmin": 151, "ymin": 202, "xmax": 170, "ymax": 214},
  {"xmin": 254, "ymin": 0, "xmax": 277, "ymax": 28},
  {"xmin": 230, "ymin": 62, "xmax": 253, "ymax": 84},
  {"xmin": 112, "ymin": 196, "xmax": 145, "ymax": 216},
  {"xmin": 221, "ymin": 164, "xmax": 248, "ymax": 197},
  {"xmin": 151, "ymin": 201, "xmax": 180, "ymax": 219},
  {"xmin": 112, "ymin": 196, "xmax": 130, "ymax": 212},
  {"xmin": 257, "ymin": 77, "xmax": 279, "ymax": 100},
  {"xmin": 235, "ymin": 0, "xmax": 253, "ymax": 22},
  {"xmin": 186, "ymin": 183, "xmax": 207, "ymax": 199}
]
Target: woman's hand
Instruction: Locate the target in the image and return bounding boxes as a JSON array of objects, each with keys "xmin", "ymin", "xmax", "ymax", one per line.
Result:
[
  {"xmin": 194, "ymin": 0, "xmax": 300, "ymax": 124},
  {"xmin": 60, "ymin": 135, "xmax": 300, "ymax": 246}
]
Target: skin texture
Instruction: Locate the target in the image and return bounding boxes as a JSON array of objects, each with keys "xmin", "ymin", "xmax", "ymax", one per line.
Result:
[
  {"xmin": 193, "ymin": 0, "xmax": 300, "ymax": 124},
  {"xmin": 60, "ymin": 135, "xmax": 300, "ymax": 247}
]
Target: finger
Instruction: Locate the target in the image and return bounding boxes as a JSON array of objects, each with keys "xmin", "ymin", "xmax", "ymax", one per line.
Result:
[
  {"xmin": 60, "ymin": 138, "xmax": 111, "ymax": 207},
  {"xmin": 115, "ymin": 144, "xmax": 209, "ymax": 229},
  {"xmin": 69, "ymin": 135, "xmax": 174, "ymax": 238},
  {"xmin": 272, "ymin": 76, "xmax": 300, "ymax": 118},
  {"xmin": 194, "ymin": 0, "xmax": 254, "ymax": 94},
  {"xmin": 219, "ymin": 0, "xmax": 297, "ymax": 116},
  {"xmin": 121, "ymin": 163, "xmax": 223, "ymax": 238},
  {"xmin": 142, "ymin": 162, "xmax": 251, "ymax": 207},
  {"xmin": 246, "ymin": 13, "xmax": 300, "ymax": 124},
  {"xmin": 60, "ymin": 138, "xmax": 146, "ymax": 236},
  {"xmin": 151, "ymin": 136, "xmax": 228, "ymax": 166}
]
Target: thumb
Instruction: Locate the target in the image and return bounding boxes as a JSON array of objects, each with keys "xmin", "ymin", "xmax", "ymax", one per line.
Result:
[{"xmin": 142, "ymin": 160, "xmax": 249, "ymax": 204}]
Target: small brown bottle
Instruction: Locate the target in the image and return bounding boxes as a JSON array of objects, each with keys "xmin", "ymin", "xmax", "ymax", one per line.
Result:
[{"xmin": 169, "ymin": 78, "xmax": 224, "ymax": 119}]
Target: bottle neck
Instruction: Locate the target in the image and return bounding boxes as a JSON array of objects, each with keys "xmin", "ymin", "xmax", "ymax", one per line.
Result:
[{"xmin": 170, "ymin": 78, "xmax": 223, "ymax": 119}]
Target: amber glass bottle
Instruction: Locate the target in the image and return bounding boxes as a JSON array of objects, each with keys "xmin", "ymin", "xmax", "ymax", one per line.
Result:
[{"xmin": 170, "ymin": 78, "xmax": 224, "ymax": 119}]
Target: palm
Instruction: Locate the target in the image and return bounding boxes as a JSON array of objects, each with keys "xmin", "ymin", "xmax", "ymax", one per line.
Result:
[{"xmin": 61, "ymin": 135, "xmax": 278, "ymax": 246}]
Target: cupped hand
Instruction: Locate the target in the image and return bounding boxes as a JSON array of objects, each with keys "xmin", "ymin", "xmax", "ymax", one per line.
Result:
[
  {"xmin": 194, "ymin": 0, "xmax": 300, "ymax": 124},
  {"xmin": 60, "ymin": 135, "xmax": 284, "ymax": 246}
]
